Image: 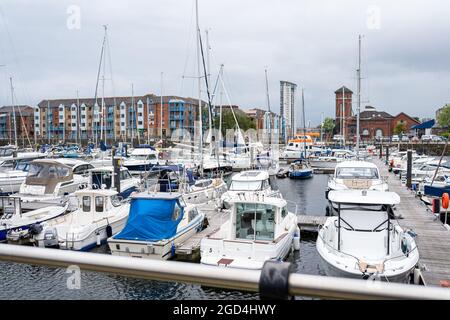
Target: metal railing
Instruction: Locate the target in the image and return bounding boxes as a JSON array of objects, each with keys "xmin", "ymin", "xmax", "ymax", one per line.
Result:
[{"xmin": 0, "ymin": 244, "xmax": 449, "ymax": 300}]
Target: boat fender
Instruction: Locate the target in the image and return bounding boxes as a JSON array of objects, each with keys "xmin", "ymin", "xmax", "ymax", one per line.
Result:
[
  {"xmin": 401, "ymin": 236, "xmax": 408, "ymax": 254},
  {"xmin": 325, "ymin": 190, "xmax": 329, "ymax": 200},
  {"xmin": 259, "ymin": 260, "xmax": 293, "ymax": 300},
  {"xmin": 106, "ymin": 225, "xmax": 113, "ymax": 238},
  {"xmin": 171, "ymin": 242, "xmax": 176, "ymax": 258},
  {"xmin": 442, "ymin": 193, "xmax": 449, "ymax": 209},
  {"xmin": 432, "ymin": 198, "xmax": 441, "ymax": 214},
  {"xmin": 293, "ymin": 232, "xmax": 300, "ymax": 251},
  {"xmin": 96, "ymin": 232, "xmax": 101, "ymax": 246},
  {"xmin": 29, "ymin": 223, "xmax": 43, "ymax": 235}
]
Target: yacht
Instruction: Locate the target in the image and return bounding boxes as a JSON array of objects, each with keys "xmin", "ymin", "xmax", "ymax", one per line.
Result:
[
  {"xmin": 149, "ymin": 165, "xmax": 227, "ymax": 205},
  {"xmin": 200, "ymin": 193, "xmax": 299, "ymax": 270},
  {"xmin": 221, "ymin": 170, "xmax": 280, "ymax": 208},
  {"xmin": 0, "ymin": 161, "xmax": 31, "ymax": 195},
  {"xmin": 0, "ymin": 197, "xmax": 68, "ymax": 243},
  {"xmin": 123, "ymin": 146, "xmax": 160, "ymax": 175},
  {"xmin": 288, "ymin": 160, "xmax": 313, "ymax": 179},
  {"xmin": 328, "ymin": 161, "xmax": 388, "ymax": 192},
  {"xmin": 13, "ymin": 159, "xmax": 93, "ymax": 210},
  {"xmin": 32, "ymin": 189, "xmax": 129, "ymax": 251},
  {"xmin": 108, "ymin": 192, "xmax": 205, "ymax": 260},
  {"xmin": 317, "ymin": 190, "xmax": 419, "ymax": 282}
]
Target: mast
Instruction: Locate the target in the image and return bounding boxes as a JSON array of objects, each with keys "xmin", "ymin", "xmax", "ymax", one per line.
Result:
[
  {"xmin": 265, "ymin": 68, "xmax": 272, "ymax": 145},
  {"xmin": 76, "ymin": 90, "xmax": 80, "ymax": 145},
  {"xmin": 47, "ymin": 100, "xmax": 50, "ymax": 144},
  {"xmin": 301, "ymin": 88, "xmax": 307, "ymax": 158},
  {"xmin": 206, "ymin": 29, "xmax": 212, "ymax": 149},
  {"xmin": 160, "ymin": 72, "xmax": 163, "ymax": 141},
  {"xmin": 9, "ymin": 77, "xmax": 17, "ymax": 147},
  {"xmin": 195, "ymin": 0, "xmax": 204, "ymax": 176},
  {"xmin": 131, "ymin": 83, "xmax": 135, "ymax": 146},
  {"xmin": 94, "ymin": 25, "xmax": 107, "ymax": 148},
  {"xmin": 342, "ymin": 86, "xmax": 346, "ymax": 146},
  {"xmin": 356, "ymin": 35, "xmax": 362, "ymax": 157}
]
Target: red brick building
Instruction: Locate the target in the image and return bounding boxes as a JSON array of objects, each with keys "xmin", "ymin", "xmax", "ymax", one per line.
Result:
[
  {"xmin": 344, "ymin": 106, "xmax": 420, "ymax": 141},
  {"xmin": 335, "ymin": 86, "xmax": 353, "ymax": 134},
  {"xmin": 0, "ymin": 105, "xmax": 34, "ymax": 142}
]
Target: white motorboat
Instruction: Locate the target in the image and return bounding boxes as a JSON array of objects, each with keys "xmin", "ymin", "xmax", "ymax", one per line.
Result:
[
  {"xmin": 13, "ymin": 159, "xmax": 94, "ymax": 210},
  {"xmin": 150, "ymin": 165, "xmax": 227, "ymax": 205},
  {"xmin": 0, "ymin": 161, "xmax": 30, "ymax": 195},
  {"xmin": 328, "ymin": 160, "xmax": 388, "ymax": 192},
  {"xmin": 123, "ymin": 146, "xmax": 160, "ymax": 175},
  {"xmin": 0, "ymin": 197, "xmax": 68, "ymax": 243},
  {"xmin": 33, "ymin": 189, "xmax": 130, "ymax": 251},
  {"xmin": 108, "ymin": 192, "xmax": 205, "ymax": 260},
  {"xmin": 317, "ymin": 190, "xmax": 419, "ymax": 283},
  {"xmin": 200, "ymin": 193, "xmax": 299, "ymax": 270},
  {"xmin": 221, "ymin": 170, "xmax": 280, "ymax": 208}
]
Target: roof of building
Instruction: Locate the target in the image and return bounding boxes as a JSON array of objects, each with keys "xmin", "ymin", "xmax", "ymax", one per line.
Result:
[
  {"xmin": 411, "ymin": 119, "xmax": 435, "ymax": 130},
  {"xmin": 359, "ymin": 109, "xmax": 394, "ymax": 119},
  {"xmin": 0, "ymin": 105, "xmax": 34, "ymax": 116},
  {"xmin": 334, "ymin": 86, "xmax": 353, "ymax": 94},
  {"xmin": 37, "ymin": 94, "xmax": 206, "ymax": 109}
]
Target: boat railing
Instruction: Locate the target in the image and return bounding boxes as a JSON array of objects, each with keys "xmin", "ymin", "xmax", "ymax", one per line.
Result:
[{"xmin": 1, "ymin": 244, "xmax": 448, "ymax": 299}]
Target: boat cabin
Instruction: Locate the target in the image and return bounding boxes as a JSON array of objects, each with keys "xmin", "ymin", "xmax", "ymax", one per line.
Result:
[
  {"xmin": 328, "ymin": 190, "xmax": 400, "ymax": 255},
  {"xmin": 228, "ymin": 170, "xmax": 273, "ymax": 192},
  {"xmin": 75, "ymin": 189, "xmax": 122, "ymax": 215}
]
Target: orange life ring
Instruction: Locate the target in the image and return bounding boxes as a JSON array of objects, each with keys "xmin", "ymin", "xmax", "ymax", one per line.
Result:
[{"xmin": 442, "ymin": 193, "xmax": 449, "ymax": 209}]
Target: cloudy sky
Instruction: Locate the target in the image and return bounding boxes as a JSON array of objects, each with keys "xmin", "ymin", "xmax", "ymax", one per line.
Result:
[{"xmin": 0, "ymin": 0, "xmax": 448, "ymax": 126}]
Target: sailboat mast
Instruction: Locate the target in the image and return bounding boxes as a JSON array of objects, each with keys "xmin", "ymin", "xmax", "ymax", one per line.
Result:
[
  {"xmin": 195, "ymin": 0, "xmax": 204, "ymax": 175},
  {"xmin": 160, "ymin": 72, "xmax": 163, "ymax": 141},
  {"xmin": 9, "ymin": 77, "xmax": 17, "ymax": 147},
  {"xmin": 76, "ymin": 90, "xmax": 80, "ymax": 145},
  {"xmin": 264, "ymin": 68, "xmax": 272, "ymax": 145},
  {"xmin": 94, "ymin": 25, "xmax": 107, "ymax": 148},
  {"xmin": 356, "ymin": 35, "xmax": 362, "ymax": 157},
  {"xmin": 131, "ymin": 83, "xmax": 135, "ymax": 146},
  {"xmin": 301, "ymin": 88, "xmax": 307, "ymax": 158},
  {"xmin": 342, "ymin": 86, "xmax": 346, "ymax": 146}
]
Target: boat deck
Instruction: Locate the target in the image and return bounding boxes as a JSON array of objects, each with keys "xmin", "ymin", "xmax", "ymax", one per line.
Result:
[
  {"xmin": 374, "ymin": 157, "xmax": 450, "ymax": 287},
  {"xmin": 175, "ymin": 203, "xmax": 228, "ymax": 261}
]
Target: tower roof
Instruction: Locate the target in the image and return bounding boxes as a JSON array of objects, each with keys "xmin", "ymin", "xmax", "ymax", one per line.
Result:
[{"xmin": 334, "ymin": 86, "xmax": 353, "ymax": 94}]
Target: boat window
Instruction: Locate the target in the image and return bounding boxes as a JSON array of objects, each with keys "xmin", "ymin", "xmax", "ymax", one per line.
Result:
[
  {"xmin": 262, "ymin": 179, "xmax": 269, "ymax": 189},
  {"xmin": 235, "ymin": 203, "xmax": 275, "ymax": 241},
  {"xmin": 172, "ymin": 202, "xmax": 182, "ymax": 221},
  {"xmin": 148, "ymin": 154, "xmax": 157, "ymax": 160},
  {"xmin": 92, "ymin": 171, "xmax": 112, "ymax": 189},
  {"xmin": 281, "ymin": 206, "xmax": 288, "ymax": 219},
  {"xmin": 95, "ymin": 196, "xmax": 104, "ymax": 212},
  {"xmin": 229, "ymin": 180, "xmax": 262, "ymax": 191},
  {"xmin": 0, "ymin": 160, "xmax": 14, "ymax": 169},
  {"xmin": 120, "ymin": 170, "xmax": 132, "ymax": 180},
  {"xmin": 14, "ymin": 162, "xmax": 29, "ymax": 171},
  {"xmin": 336, "ymin": 167, "xmax": 379, "ymax": 179},
  {"xmin": 111, "ymin": 195, "xmax": 121, "ymax": 207},
  {"xmin": 189, "ymin": 208, "xmax": 199, "ymax": 222},
  {"xmin": 82, "ymin": 196, "xmax": 91, "ymax": 212}
]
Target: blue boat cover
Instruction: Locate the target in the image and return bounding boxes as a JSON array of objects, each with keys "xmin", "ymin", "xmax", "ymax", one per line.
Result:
[{"xmin": 114, "ymin": 198, "xmax": 184, "ymax": 241}]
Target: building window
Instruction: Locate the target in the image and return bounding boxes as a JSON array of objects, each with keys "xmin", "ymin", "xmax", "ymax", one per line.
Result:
[
  {"xmin": 138, "ymin": 121, "xmax": 143, "ymax": 125},
  {"xmin": 375, "ymin": 129, "xmax": 383, "ymax": 137}
]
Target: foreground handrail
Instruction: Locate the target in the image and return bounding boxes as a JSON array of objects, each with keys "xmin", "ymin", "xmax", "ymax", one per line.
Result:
[{"xmin": 0, "ymin": 244, "xmax": 449, "ymax": 300}]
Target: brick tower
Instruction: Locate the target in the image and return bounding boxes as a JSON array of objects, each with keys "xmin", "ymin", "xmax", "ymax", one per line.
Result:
[{"xmin": 334, "ymin": 86, "xmax": 353, "ymax": 135}]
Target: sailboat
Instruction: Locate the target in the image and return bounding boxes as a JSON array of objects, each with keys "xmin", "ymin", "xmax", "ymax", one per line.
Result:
[{"xmin": 288, "ymin": 88, "xmax": 312, "ymax": 179}]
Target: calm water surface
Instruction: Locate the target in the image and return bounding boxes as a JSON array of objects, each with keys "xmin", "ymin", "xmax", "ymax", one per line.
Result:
[{"xmin": 0, "ymin": 172, "xmax": 329, "ymax": 300}]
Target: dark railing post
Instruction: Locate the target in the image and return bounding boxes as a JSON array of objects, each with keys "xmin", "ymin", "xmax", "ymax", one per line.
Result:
[
  {"xmin": 379, "ymin": 144, "xmax": 382, "ymax": 159},
  {"xmin": 406, "ymin": 149, "xmax": 412, "ymax": 189},
  {"xmin": 385, "ymin": 146, "xmax": 389, "ymax": 165},
  {"xmin": 113, "ymin": 149, "xmax": 121, "ymax": 194}
]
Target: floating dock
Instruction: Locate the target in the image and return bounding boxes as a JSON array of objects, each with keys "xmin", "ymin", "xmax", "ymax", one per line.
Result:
[{"xmin": 374, "ymin": 157, "xmax": 450, "ymax": 287}]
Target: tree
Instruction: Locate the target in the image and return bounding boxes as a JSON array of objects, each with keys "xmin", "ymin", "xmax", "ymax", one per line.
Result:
[
  {"xmin": 214, "ymin": 110, "xmax": 256, "ymax": 135},
  {"xmin": 322, "ymin": 117, "xmax": 335, "ymax": 134},
  {"xmin": 394, "ymin": 122, "xmax": 407, "ymax": 135},
  {"xmin": 437, "ymin": 104, "xmax": 450, "ymax": 130}
]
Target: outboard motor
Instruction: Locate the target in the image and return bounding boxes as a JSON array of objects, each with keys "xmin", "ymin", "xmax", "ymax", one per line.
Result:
[{"xmin": 43, "ymin": 228, "xmax": 59, "ymax": 248}]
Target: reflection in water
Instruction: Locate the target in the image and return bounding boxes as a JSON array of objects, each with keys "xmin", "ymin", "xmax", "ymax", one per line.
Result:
[{"xmin": 0, "ymin": 172, "xmax": 328, "ymax": 299}]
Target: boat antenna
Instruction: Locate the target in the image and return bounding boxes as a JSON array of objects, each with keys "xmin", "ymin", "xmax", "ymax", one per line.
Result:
[{"xmin": 301, "ymin": 88, "xmax": 307, "ymax": 159}]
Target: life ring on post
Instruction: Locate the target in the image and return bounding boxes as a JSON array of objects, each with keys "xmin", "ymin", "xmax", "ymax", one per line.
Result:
[{"xmin": 442, "ymin": 193, "xmax": 449, "ymax": 209}]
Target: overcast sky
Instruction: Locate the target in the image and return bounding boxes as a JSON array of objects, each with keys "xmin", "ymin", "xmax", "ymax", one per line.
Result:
[{"xmin": 0, "ymin": 0, "xmax": 448, "ymax": 126}]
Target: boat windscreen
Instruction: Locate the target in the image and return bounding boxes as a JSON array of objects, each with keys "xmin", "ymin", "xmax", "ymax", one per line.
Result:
[
  {"xmin": 229, "ymin": 180, "xmax": 262, "ymax": 191},
  {"xmin": 336, "ymin": 167, "xmax": 379, "ymax": 179}
]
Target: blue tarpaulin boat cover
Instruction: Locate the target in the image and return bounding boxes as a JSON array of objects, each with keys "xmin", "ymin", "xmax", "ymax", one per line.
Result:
[{"xmin": 113, "ymin": 197, "xmax": 184, "ymax": 241}]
